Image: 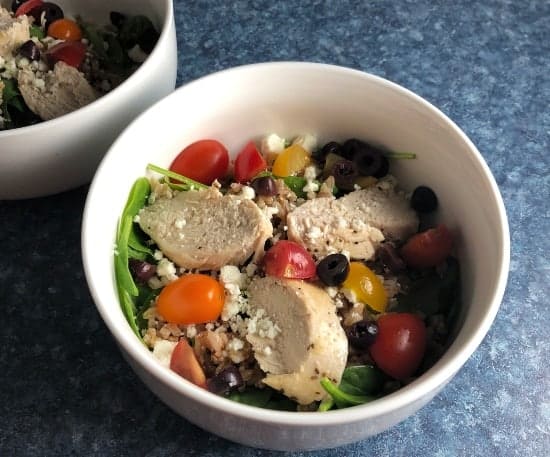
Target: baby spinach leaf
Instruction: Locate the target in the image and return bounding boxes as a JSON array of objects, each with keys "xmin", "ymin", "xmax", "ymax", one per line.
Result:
[
  {"xmin": 118, "ymin": 15, "xmax": 159, "ymax": 52},
  {"xmin": 227, "ymin": 387, "xmax": 298, "ymax": 411},
  {"xmin": 29, "ymin": 25, "xmax": 45, "ymax": 39},
  {"xmin": 115, "ymin": 177, "xmax": 151, "ymax": 338},
  {"xmin": 320, "ymin": 378, "xmax": 376, "ymax": 409},
  {"xmin": 147, "ymin": 164, "xmax": 209, "ymax": 190},
  {"xmin": 395, "ymin": 257, "xmax": 460, "ymax": 317},
  {"xmin": 339, "ymin": 365, "xmax": 385, "ymax": 396},
  {"xmin": 227, "ymin": 387, "xmax": 272, "ymax": 407}
]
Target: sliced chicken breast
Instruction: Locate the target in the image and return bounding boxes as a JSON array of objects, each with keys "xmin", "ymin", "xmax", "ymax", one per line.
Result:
[
  {"xmin": 287, "ymin": 182, "xmax": 418, "ymax": 260},
  {"xmin": 246, "ymin": 276, "xmax": 348, "ymax": 405},
  {"xmin": 0, "ymin": 8, "xmax": 30, "ymax": 57},
  {"xmin": 18, "ymin": 61, "xmax": 97, "ymax": 121},
  {"xmin": 138, "ymin": 187, "xmax": 273, "ymax": 270}
]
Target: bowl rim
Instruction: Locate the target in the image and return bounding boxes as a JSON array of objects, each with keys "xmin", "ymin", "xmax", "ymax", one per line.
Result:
[
  {"xmin": 0, "ymin": 0, "xmax": 174, "ymax": 139},
  {"xmin": 82, "ymin": 61, "xmax": 510, "ymax": 426}
]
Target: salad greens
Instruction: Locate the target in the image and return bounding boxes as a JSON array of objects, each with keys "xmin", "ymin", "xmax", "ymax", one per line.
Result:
[
  {"xmin": 228, "ymin": 386, "xmax": 297, "ymax": 411},
  {"xmin": 395, "ymin": 257, "xmax": 460, "ymax": 320},
  {"xmin": 319, "ymin": 365, "xmax": 385, "ymax": 410},
  {"xmin": 147, "ymin": 164, "xmax": 209, "ymax": 191},
  {"xmin": 115, "ymin": 177, "xmax": 151, "ymax": 337}
]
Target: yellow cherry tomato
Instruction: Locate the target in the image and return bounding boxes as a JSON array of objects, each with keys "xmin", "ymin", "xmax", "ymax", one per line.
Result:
[
  {"xmin": 272, "ymin": 144, "xmax": 311, "ymax": 177},
  {"xmin": 342, "ymin": 262, "xmax": 388, "ymax": 312},
  {"xmin": 48, "ymin": 19, "xmax": 83, "ymax": 41},
  {"xmin": 157, "ymin": 274, "xmax": 224, "ymax": 324}
]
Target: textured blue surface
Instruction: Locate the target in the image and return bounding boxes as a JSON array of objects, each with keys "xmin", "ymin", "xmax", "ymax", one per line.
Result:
[{"xmin": 1, "ymin": 0, "xmax": 549, "ymax": 455}]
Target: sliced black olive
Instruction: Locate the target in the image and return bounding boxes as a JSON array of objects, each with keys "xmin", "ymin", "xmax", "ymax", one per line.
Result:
[
  {"xmin": 331, "ymin": 159, "xmax": 359, "ymax": 191},
  {"xmin": 30, "ymin": 2, "xmax": 64, "ymax": 30},
  {"xmin": 353, "ymin": 147, "xmax": 389, "ymax": 178},
  {"xmin": 251, "ymin": 175, "xmax": 277, "ymax": 197},
  {"xmin": 18, "ymin": 40, "xmax": 40, "ymax": 61},
  {"xmin": 11, "ymin": 0, "xmax": 26, "ymax": 12},
  {"xmin": 128, "ymin": 258, "xmax": 156, "ymax": 284},
  {"xmin": 346, "ymin": 320, "xmax": 379, "ymax": 349},
  {"xmin": 316, "ymin": 253, "xmax": 350, "ymax": 286},
  {"xmin": 341, "ymin": 138, "xmax": 366, "ymax": 160},
  {"xmin": 314, "ymin": 141, "xmax": 341, "ymax": 163},
  {"xmin": 410, "ymin": 186, "xmax": 438, "ymax": 213},
  {"xmin": 207, "ymin": 366, "xmax": 244, "ymax": 395}
]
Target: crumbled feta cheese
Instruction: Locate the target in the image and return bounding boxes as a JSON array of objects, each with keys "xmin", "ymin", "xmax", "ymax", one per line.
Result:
[
  {"xmin": 239, "ymin": 185, "xmax": 255, "ymax": 200},
  {"xmin": 292, "ymin": 133, "xmax": 318, "ymax": 153},
  {"xmin": 304, "ymin": 165, "xmax": 318, "ymax": 181},
  {"xmin": 174, "ymin": 217, "xmax": 186, "ymax": 229},
  {"xmin": 306, "ymin": 226, "xmax": 322, "ymax": 239},
  {"xmin": 153, "ymin": 250, "xmax": 164, "ymax": 261},
  {"xmin": 220, "ymin": 265, "xmax": 246, "ymax": 289},
  {"xmin": 186, "ymin": 325, "xmax": 197, "ymax": 339},
  {"xmin": 302, "ymin": 180, "xmax": 319, "ymax": 193},
  {"xmin": 156, "ymin": 258, "xmax": 177, "ymax": 280},
  {"xmin": 152, "ymin": 340, "xmax": 177, "ymax": 368},
  {"xmin": 128, "ymin": 44, "xmax": 149, "ymax": 63},
  {"xmin": 261, "ymin": 133, "xmax": 286, "ymax": 156}
]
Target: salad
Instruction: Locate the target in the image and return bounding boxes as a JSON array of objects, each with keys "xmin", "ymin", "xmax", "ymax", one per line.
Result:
[
  {"xmin": 0, "ymin": 0, "xmax": 158, "ymax": 130},
  {"xmin": 115, "ymin": 134, "xmax": 460, "ymax": 411}
]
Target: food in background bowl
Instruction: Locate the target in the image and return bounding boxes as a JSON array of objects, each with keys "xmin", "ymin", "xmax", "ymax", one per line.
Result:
[
  {"xmin": 82, "ymin": 62, "xmax": 509, "ymax": 450},
  {"xmin": 0, "ymin": 0, "xmax": 176, "ymax": 200},
  {"xmin": 0, "ymin": 0, "xmax": 158, "ymax": 130},
  {"xmin": 114, "ymin": 133, "xmax": 461, "ymax": 412}
]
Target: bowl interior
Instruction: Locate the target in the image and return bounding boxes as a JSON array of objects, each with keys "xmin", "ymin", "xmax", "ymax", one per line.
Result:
[{"xmin": 83, "ymin": 62, "xmax": 509, "ymax": 423}]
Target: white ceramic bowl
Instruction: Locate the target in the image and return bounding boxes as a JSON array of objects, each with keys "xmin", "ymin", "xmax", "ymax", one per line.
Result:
[
  {"xmin": 82, "ymin": 62, "xmax": 510, "ymax": 451},
  {"xmin": 0, "ymin": 0, "xmax": 177, "ymax": 199}
]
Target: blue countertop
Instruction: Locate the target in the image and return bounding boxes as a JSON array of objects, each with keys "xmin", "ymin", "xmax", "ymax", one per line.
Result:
[{"xmin": 1, "ymin": 0, "xmax": 548, "ymax": 455}]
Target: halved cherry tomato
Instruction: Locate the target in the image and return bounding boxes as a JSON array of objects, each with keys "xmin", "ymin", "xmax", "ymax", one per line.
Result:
[
  {"xmin": 48, "ymin": 18, "xmax": 82, "ymax": 41},
  {"xmin": 400, "ymin": 224, "xmax": 453, "ymax": 269},
  {"xmin": 263, "ymin": 240, "xmax": 316, "ymax": 279},
  {"xmin": 342, "ymin": 262, "xmax": 388, "ymax": 312},
  {"xmin": 369, "ymin": 313, "xmax": 427, "ymax": 380},
  {"xmin": 234, "ymin": 141, "xmax": 268, "ymax": 183},
  {"xmin": 169, "ymin": 139, "xmax": 229, "ymax": 185},
  {"xmin": 15, "ymin": 0, "xmax": 43, "ymax": 17},
  {"xmin": 46, "ymin": 41, "xmax": 86, "ymax": 68},
  {"xmin": 170, "ymin": 339, "xmax": 207, "ymax": 388},
  {"xmin": 272, "ymin": 144, "xmax": 311, "ymax": 177},
  {"xmin": 157, "ymin": 274, "xmax": 224, "ymax": 324}
]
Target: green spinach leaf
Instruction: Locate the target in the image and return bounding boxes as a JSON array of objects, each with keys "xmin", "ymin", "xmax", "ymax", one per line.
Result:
[
  {"xmin": 320, "ymin": 378, "xmax": 376, "ymax": 409},
  {"xmin": 318, "ymin": 365, "xmax": 384, "ymax": 410},
  {"xmin": 228, "ymin": 387, "xmax": 298, "ymax": 411},
  {"xmin": 395, "ymin": 257, "xmax": 460, "ymax": 317},
  {"xmin": 115, "ymin": 177, "xmax": 151, "ymax": 338}
]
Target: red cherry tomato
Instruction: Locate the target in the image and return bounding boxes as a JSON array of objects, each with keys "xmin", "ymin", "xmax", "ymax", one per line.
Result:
[
  {"xmin": 400, "ymin": 224, "xmax": 453, "ymax": 269},
  {"xmin": 170, "ymin": 339, "xmax": 207, "ymax": 388},
  {"xmin": 263, "ymin": 240, "xmax": 316, "ymax": 279},
  {"xmin": 15, "ymin": 0, "xmax": 43, "ymax": 17},
  {"xmin": 234, "ymin": 141, "xmax": 268, "ymax": 183},
  {"xmin": 46, "ymin": 41, "xmax": 86, "ymax": 68},
  {"xmin": 157, "ymin": 274, "xmax": 224, "ymax": 325},
  {"xmin": 369, "ymin": 313, "xmax": 427, "ymax": 380},
  {"xmin": 170, "ymin": 139, "xmax": 229, "ymax": 185}
]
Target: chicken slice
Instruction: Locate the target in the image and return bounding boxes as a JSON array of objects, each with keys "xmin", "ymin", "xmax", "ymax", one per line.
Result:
[
  {"xmin": 18, "ymin": 61, "xmax": 97, "ymax": 121},
  {"xmin": 287, "ymin": 181, "xmax": 418, "ymax": 260},
  {"xmin": 0, "ymin": 7, "xmax": 30, "ymax": 57},
  {"xmin": 246, "ymin": 276, "xmax": 348, "ymax": 405},
  {"xmin": 138, "ymin": 187, "xmax": 273, "ymax": 270}
]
